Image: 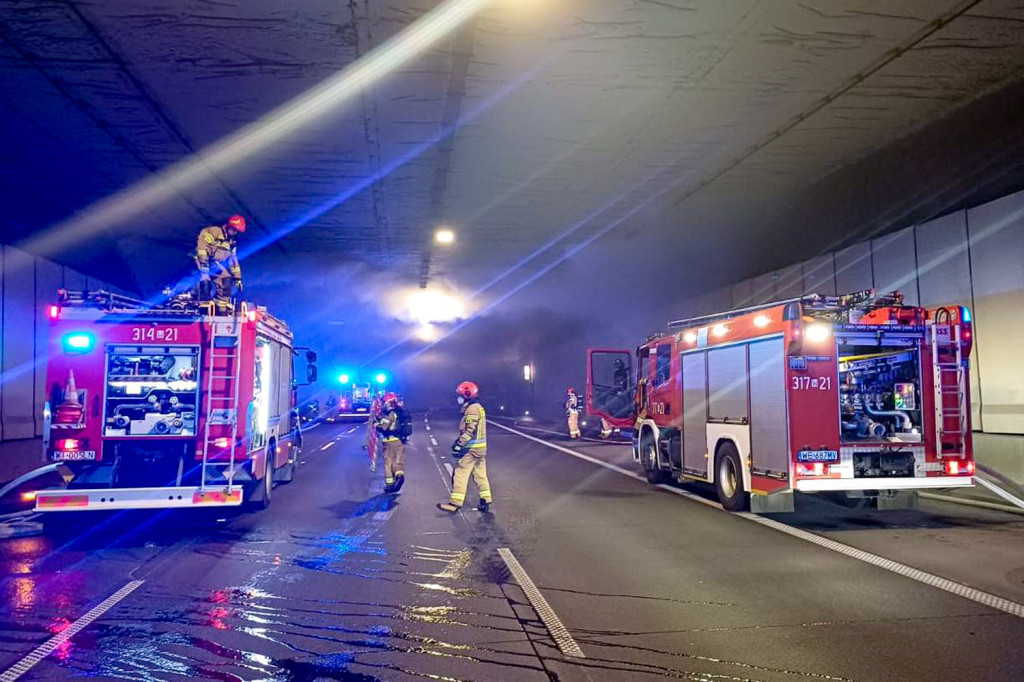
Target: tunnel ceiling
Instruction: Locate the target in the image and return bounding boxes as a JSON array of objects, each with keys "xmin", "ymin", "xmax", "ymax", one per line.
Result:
[{"xmin": 2, "ymin": 0, "xmax": 1024, "ymax": 297}]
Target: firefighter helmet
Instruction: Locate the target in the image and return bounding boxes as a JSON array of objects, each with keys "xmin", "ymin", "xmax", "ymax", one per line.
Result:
[
  {"xmin": 567, "ymin": 387, "xmax": 575, "ymax": 393},
  {"xmin": 382, "ymin": 392, "xmax": 399, "ymax": 407},
  {"xmin": 456, "ymin": 381, "xmax": 479, "ymax": 400},
  {"xmin": 227, "ymin": 214, "xmax": 247, "ymax": 233}
]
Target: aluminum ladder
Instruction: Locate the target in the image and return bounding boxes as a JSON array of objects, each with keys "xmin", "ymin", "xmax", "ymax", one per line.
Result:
[
  {"xmin": 930, "ymin": 323, "xmax": 967, "ymax": 457},
  {"xmin": 200, "ymin": 317, "xmax": 243, "ymax": 493}
]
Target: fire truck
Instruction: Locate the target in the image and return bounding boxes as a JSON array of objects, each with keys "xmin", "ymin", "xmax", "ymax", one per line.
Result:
[
  {"xmin": 36, "ymin": 290, "xmax": 317, "ymax": 515},
  {"xmin": 587, "ymin": 291, "xmax": 974, "ymax": 513}
]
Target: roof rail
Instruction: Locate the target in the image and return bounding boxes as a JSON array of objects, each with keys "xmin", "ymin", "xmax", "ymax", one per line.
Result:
[
  {"xmin": 667, "ymin": 289, "xmax": 896, "ymax": 330},
  {"xmin": 57, "ymin": 288, "xmax": 204, "ymax": 315}
]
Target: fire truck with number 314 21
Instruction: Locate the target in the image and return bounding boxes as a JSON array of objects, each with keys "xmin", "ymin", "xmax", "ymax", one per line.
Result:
[
  {"xmin": 36, "ymin": 289, "xmax": 317, "ymax": 517},
  {"xmin": 586, "ymin": 291, "xmax": 974, "ymax": 513}
]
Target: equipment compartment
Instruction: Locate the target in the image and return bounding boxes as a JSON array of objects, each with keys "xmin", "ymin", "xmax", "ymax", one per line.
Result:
[
  {"xmin": 838, "ymin": 345, "xmax": 923, "ymax": 444},
  {"xmin": 104, "ymin": 345, "xmax": 200, "ymax": 437}
]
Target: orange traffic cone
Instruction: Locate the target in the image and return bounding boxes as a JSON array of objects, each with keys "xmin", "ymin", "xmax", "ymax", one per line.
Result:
[{"xmin": 54, "ymin": 370, "xmax": 84, "ymax": 425}]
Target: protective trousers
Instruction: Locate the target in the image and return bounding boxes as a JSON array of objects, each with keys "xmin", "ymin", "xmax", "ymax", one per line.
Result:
[
  {"xmin": 211, "ymin": 271, "xmax": 235, "ymax": 313},
  {"xmin": 567, "ymin": 411, "xmax": 581, "ymax": 438},
  {"xmin": 384, "ymin": 439, "xmax": 404, "ymax": 486},
  {"xmin": 450, "ymin": 450, "xmax": 491, "ymax": 507}
]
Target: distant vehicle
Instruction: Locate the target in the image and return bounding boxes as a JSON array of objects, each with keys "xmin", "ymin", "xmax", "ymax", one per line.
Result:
[
  {"xmin": 351, "ymin": 383, "xmax": 373, "ymax": 416},
  {"xmin": 323, "ymin": 387, "xmax": 373, "ymax": 422},
  {"xmin": 35, "ymin": 289, "xmax": 317, "ymax": 517},
  {"xmin": 300, "ymin": 401, "xmax": 320, "ymax": 424},
  {"xmin": 588, "ymin": 290, "xmax": 974, "ymax": 513}
]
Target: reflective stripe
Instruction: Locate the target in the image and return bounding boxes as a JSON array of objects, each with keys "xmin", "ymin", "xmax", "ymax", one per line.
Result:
[
  {"xmin": 383, "ymin": 436, "xmax": 400, "ymax": 442},
  {"xmin": 395, "ymin": 470, "xmax": 404, "ymax": 477},
  {"xmin": 451, "ymin": 492, "xmax": 466, "ymax": 502},
  {"xmin": 467, "ymin": 439, "xmax": 487, "ymax": 448},
  {"xmin": 385, "ymin": 478, "xmax": 394, "ymax": 484}
]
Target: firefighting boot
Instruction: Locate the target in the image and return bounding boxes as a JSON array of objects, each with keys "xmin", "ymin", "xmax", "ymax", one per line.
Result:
[
  {"xmin": 436, "ymin": 502, "xmax": 460, "ymax": 513},
  {"xmin": 393, "ymin": 473, "xmax": 405, "ymax": 493},
  {"xmin": 477, "ymin": 499, "xmax": 490, "ymax": 513}
]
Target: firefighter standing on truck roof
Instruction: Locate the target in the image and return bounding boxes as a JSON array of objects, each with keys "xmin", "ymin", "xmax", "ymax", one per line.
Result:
[
  {"xmin": 566, "ymin": 387, "xmax": 581, "ymax": 440},
  {"xmin": 376, "ymin": 392, "xmax": 406, "ymax": 493},
  {"xmin": 438, "ymin": 381, "xmax": 492, "ymax": 513},
  {"xmin": 195, "ymin": 214, "xmax": 246, "ymax": 313}
]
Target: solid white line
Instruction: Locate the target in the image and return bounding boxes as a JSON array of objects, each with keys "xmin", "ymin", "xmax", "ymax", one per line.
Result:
[
  {"xmin": 492, "ymin": 422, "xmax": 1024, "ymax": 620},
  {"xmin": 497, "ymin": 548, "xmax": 585, "ymax": 658},
  {"xmin": 0, "ymin": 580, "xmax": 144, "ymax": 681}
]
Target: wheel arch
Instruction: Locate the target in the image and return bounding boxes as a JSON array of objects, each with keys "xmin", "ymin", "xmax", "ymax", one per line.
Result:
[{"xmin": 710, "ymin": 435, "xmax": 751, "ymax": 491}]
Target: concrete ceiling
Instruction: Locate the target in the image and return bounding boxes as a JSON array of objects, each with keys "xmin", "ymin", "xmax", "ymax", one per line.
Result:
[{"xmin": 3, "ymin": 0, "xmax": 1024, "ymax": 312}]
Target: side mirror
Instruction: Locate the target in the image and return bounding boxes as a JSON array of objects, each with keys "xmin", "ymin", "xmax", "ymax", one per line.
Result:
[
  {"xmin": 307, "ymin": 365, "xmax": 318, "ymax": 383},
  {"xmin": 305, "ymin": 350, "xmax": 318, "ymax": 364}
]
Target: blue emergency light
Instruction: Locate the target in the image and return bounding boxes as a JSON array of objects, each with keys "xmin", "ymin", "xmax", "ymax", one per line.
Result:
[
  {"xmin": 62, "ymin": 332, "xmax": 95, "ymax": 354},
  {"xmin": 375, "ymin": 372, "xmax": 388, "ymax": 385},
  {"xmin": 338, "ymin": 373, "xmax": 350, "ymax": 384}
]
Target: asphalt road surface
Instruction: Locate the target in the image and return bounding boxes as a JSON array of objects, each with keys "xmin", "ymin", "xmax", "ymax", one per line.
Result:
[{"xmin": 1, "ymin": 415, "xmax": 1024, "ymax": 681}]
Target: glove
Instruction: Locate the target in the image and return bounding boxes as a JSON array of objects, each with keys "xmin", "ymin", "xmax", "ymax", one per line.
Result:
[{"xmin": 451, "ymin": 442, "xmax": 466, "ymax": 459}]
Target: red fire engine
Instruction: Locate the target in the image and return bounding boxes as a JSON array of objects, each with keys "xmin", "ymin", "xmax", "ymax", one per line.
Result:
[
  {"xmin": 36, "ymin": 290, "xmax": 317, "ymax": 514},
  {"xmin": 587, "ymin": 291, "xmax": 974, "ymax": 513}
]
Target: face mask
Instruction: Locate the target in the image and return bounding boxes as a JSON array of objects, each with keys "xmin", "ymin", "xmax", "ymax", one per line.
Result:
[{"xmin": 457, "ymin": 396, "xmax": 465, "ymax": 406}]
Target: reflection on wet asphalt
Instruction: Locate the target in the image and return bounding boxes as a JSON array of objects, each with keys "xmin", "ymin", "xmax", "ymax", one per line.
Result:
[{"xmin": 2, "ymin": 419, "xmax": 1024, "ymax": 681}]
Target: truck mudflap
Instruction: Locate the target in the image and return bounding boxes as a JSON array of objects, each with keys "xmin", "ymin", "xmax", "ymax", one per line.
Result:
[
  {"xmin": 794, "ymin": 475, "xmax": 973, "ymax": 492},
  {"xmin": 34, "ymin": 486, "xmax": 244, "ymax": 512}
]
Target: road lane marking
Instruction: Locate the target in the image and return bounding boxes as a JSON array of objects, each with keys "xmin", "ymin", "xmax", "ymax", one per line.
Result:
[
  {"xmin": 0, "ymin": 580, "xmax": 145, "ymax": 681},
  {"xmin": 345, "ymin": 426, "xmax": 359, "ymax": 434},
  {"xmin": 497, "ymin": 548, "xmax": 585, "ymax": 658},
  {"xmin": 319, "ymin": 441, "xmax": 335, "ymax": 451},
  {"xmin": 444, "ymin": 462, "xmax": 454, "ymax": 477},
  {"xmin": 493, "ymin": 422, "xmax": 1024, "ymax": 621},
  {"xmin": 430, "ymin": 436, "xmax": 439, "ymax": 447}
]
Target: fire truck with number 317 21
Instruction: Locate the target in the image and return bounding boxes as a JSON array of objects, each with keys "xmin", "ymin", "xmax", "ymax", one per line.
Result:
[
  {"xmin": 35, "ymin": 289, "xmax": 317, "ymax": 518},
  {"xmin": 586, "ymin": 290, "xmax": 974, "ymax": 513}
]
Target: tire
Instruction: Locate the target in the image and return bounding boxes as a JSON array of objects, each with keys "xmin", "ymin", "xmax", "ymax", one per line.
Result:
[
  {"xmin": 278, "ymin": 438, "xmax": 296, "ymax": 485},
  {"xmin": 641, "ymin": 435, "xmax": 669, "ymax": 485},
  {"xmin": 715, "ymin": 442, "xmax": 748, "ymax": 511},
  {"xmin": 252, "ymin": 452, "xmax": 274, "ymax": 510}
]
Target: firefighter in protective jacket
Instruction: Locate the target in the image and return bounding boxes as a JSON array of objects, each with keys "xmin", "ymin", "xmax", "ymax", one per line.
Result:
[
  {"xmin": 566, "ymin": 387, "xmax": 581, "ymax": 439},
  {"xmin": 375, "ymin": 392, "xmax": 405, "ymax": 493},
  {"xmin": 196, "ymin": 215, "xmax": 246, "ymax": 313},
  {"xmin": 438, "ymin": 381, "xmax": 492, "ymax": 513}
]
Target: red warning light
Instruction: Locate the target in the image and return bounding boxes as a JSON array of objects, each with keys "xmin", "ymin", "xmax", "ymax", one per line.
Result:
[{"xmin": 246, "ymin": 310, "xmax": 257, "ymax": 324}]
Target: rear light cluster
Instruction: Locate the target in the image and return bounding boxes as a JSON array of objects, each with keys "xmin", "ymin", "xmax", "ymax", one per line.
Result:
[
  {"xmin": 56, "ymin": 438, "xmax": 82, "ymax": 450},
  {"xmin": 944, "ymin": 459, "xmax": 975, "ymax": 476},
  {"xmin": 796, "ymin": 462, "xmax": 829, "ymax": 477}
]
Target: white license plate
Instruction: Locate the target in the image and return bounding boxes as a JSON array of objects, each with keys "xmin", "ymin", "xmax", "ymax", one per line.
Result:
[
  {"xmin": 797, "ymin": 450, "xmax": 838, "ymax": 463},
  {"xmin": 53, "ymin": 450, "xmax": 97, "ymax": 461}
]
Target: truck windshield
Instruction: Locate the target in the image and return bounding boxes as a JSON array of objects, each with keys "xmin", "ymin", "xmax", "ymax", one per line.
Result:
[{"xmin": 104, "ymin": 346, "xmax": 199, "ymax": 437}]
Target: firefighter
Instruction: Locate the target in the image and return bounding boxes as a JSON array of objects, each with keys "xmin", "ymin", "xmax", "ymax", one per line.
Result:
[
  {"xmin": 438, "ymin": 381, "xmax": 492, "ymax": 513},
  {"xmin": 566, "ymin": 387, "xmax": 581, "ymax": 440},
  {"xmin": 195, "ymin": 214, "xmax": 246, "ymax": 314},
  {"xmin": 375, "ymin": 392, "xmax": 405, "ymax": 493}
]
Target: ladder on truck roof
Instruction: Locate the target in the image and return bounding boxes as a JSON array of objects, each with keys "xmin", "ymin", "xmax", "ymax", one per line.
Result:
[
  {"xmin": 930, "ymin": 323, "xmax": 968, "ymax": 458},
  {"xmin": 200, "ymin": 319, "xmax": 243, "ymax": 494}
]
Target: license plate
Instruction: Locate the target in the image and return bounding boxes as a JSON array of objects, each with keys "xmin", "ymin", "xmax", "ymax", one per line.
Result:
[
  {"xmin": 797, "ymin": 450, "xmax": 838, "ymax": 463},
  {"xmin": 52, "ymin": 450, "xmax": 97, "ymax": 461}
]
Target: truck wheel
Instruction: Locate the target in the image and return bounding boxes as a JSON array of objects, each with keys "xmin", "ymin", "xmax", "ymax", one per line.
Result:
[
  {"xmin": 715, "ymin": 442, "xmax": 748, "ymax": 511},
  {"xmin": 252, "ymin": 455, "xmax": 274, "ymax": 510},
  {"xmin": 641, "ymin": 435, "xmax": 669, "ymax": 485}
]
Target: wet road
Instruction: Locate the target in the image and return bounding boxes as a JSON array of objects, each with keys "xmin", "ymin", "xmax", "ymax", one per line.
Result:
[{"xmin": 1, "ymin": 417, "xmax": 1024, "ymax": 680}]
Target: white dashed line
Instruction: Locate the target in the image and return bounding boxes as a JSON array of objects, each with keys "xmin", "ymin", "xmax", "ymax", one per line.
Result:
[
  {"xmin": 430, "ymin": 436, "xmax": 439, "ymax": 447},
  {"xmin": 319, "ymin": 442, "xmax": 335, "ymax": 452},
  {"xmin": 0, "ymin": 580, "xmax": 145, "ymax": 681},
  {"xmin": 492, "ymin": 421, "xmax": 1024, "ymax": 621},
  {"xmin": 497, "ymin": 548, "xmax": 585, "ymax": 658},
  {"xmin": 444, "ymin": 462, "xmax": 454, "ymax": 477}
]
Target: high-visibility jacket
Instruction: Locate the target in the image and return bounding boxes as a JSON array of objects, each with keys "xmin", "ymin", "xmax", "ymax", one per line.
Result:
[
  {"xmin": 376, "ymin": 409, "xmax": 401, "ymax": 442},
  {"xmin": 456, "ymin": 401, "xmax": 486, "ymax": 452},
  {"xmin": 196, "ymin": 225, "xmax": 241, "ymax": 279},
  {"xmin": 566, "ymin": 393, "xmax": 579, "ymax": 415}
]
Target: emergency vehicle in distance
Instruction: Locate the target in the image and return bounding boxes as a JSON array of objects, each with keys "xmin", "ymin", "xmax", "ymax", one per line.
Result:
[
  {"xmin": 587, "ymin": 290, "xmax": 974, "ymax": 513},
  {"xmin": 36, "ymin": 289, "xmax": 317, "ymax": 516}
]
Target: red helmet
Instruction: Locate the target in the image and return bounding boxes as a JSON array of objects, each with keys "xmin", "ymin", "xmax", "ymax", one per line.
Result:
[
  {"xmin": 567, "ymin": 387, "xmax": 575, "ymax": 394},
  {"xmin": 382, "ymin": 392, "xmax": 399, "ymax": 406},
  {"xmin": 456, "ymin": 381, "xmax": 479, "ymax": 400},
  {"xmin": 227, "ymin": 214, "xmax": 247, "ymax": 233}
]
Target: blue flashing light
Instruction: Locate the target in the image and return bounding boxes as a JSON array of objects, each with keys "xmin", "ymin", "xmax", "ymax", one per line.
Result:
[
  {"xmin": 960, "ymin": 306, "xmax": 971, "ymax": 323},
  {"xmin": 338, "ymin": 373, "xmax": 350, "ymax": 384},
  {"xmin": 62, "ymin": 332, "xmax": 95, "ymax": 354},
  {"xmin": 375, "ymin": 372, "xmax": 387, "ymax": 385}
]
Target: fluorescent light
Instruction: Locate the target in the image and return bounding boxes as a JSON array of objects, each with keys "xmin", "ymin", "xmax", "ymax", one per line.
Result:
[{"xmin": 435, "ymin": 228, "xmax": 455, "ymax": 245}]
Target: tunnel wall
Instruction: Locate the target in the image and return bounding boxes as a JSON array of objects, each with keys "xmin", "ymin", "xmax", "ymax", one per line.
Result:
[
  {"xmin": 0, "ymin": 244, "xmax": 127, "ymax": 444},
  {"xmin": 677, "ymin": 187, "xmax": 1024, "ymax": 481}
]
